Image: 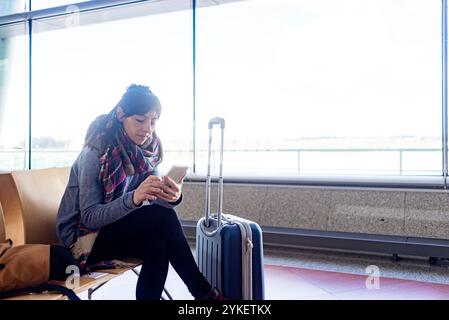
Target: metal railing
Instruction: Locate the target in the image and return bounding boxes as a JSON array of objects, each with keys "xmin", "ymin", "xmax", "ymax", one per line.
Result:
[{"xmin": 0, "ymin": 147, "xmax": 442, "ymax": 176}]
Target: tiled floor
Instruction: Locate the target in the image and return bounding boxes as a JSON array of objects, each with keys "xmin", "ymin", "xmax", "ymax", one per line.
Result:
[
  {"xmin": 78, "ymin": 246, "xmax": 449, "ymax": 300},
  {"xmin": 263, "ymin": 264, "xmax": 449, "ymax": 300}
]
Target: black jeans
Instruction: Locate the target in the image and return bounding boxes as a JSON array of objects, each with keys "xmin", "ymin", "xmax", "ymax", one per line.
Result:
[{"xmin": 87, "ymin": 204, "xmax": 212, "ymax": 300}]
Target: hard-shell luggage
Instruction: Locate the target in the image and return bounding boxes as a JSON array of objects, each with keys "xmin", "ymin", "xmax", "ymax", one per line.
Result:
[{"xmin": 196, "ymin": 117, "xmax": 265, "ymax": 300}]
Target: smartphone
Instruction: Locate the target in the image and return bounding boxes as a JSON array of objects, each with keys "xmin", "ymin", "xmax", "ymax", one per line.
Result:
[{"xmin": 165, "ymin": 165, "xmax": 189, "ymax": 183}]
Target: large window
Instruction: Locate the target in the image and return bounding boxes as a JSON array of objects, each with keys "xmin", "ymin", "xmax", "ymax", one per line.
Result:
[
  {"xmin": 0, "ymin": 1, "xmax": 27, "ymax": 15},
  {"xmin": 0, "ymin": 1, "xmax": 29, "ymax": 171},
  {"xmin": 0, "ymin": 0, "xmax": 446, "ymax": 184},
  {"xmin": 0, "ymin": 31, "xmax": 28, "ymax": 170},
  {"xmin": 31, "ymin": 0, "xmax": 92, "ymax": 11},
  {"xmin": 196, "ymin": 0, "xmax": 441, "ymax": 176},
  {"xmin": 30, "ymin": 3, "xmax": 193, "ymax": 171}
]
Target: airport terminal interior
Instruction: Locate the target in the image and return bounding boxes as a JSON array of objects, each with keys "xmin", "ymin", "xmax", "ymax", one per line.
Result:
[
  {"xmin": 1, "ymin": 0, "xmax": 449, "ymax": 300},
  {"xmin": 76, "ymin": 245, "xmax": 449, "ymax": 300}
]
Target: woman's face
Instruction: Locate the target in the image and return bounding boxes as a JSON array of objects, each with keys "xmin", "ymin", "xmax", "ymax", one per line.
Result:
[{"xmin": 120, "ymin": 110, "xmax": 158, "ymax": 146}]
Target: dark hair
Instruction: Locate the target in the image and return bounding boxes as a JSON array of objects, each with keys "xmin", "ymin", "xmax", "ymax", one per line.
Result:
[
  {"xmin": 117, "ymin": 84, "xmax": 161, "ymax": 118},
  {"xmin": 84, "ymin": 84, "xmax": 161, "ymax": 150}
]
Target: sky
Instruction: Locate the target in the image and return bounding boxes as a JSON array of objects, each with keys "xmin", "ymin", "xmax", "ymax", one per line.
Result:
[{"xmin": 0, "ymin": 0, "xmax": 443, "ymax": 152}]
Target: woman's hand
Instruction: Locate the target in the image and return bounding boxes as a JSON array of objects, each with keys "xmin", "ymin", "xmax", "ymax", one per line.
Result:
[
  {"xmin": 157, "ymin": 175, "xmax": 183, "ymax": 203},
  {"xmin": 133, "ymin": 175, "xmax": 164, "ymax": 206}
]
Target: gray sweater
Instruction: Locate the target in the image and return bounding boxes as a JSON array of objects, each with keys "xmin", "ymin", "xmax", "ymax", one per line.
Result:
[{"xmin": 56, "ymin": 147, "xmax": 181, "ymax": 247}]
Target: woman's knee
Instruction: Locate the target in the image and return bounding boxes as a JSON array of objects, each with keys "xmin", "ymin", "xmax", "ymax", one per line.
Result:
[
  {"xmin": 131, "ymin": 205, "xmax": 181, "ymax": 240},
  {"xmin": 146, "ymin": 205, "xmax": 180, "ymax": 224},
  {"xmin": 154, "ymin": 204, "xmax": 177, "ymax": 216}
]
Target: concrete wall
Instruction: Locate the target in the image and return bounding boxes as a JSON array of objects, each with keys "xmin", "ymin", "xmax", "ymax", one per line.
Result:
[{"xmin": 177, "ymin": 182, "xmax": 449, "ymax": 240}]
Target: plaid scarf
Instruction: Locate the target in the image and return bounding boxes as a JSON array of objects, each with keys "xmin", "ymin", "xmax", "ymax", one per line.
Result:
[{"xmin": 72, "ymin": 114, "xmax": 162, "ymax": 272}]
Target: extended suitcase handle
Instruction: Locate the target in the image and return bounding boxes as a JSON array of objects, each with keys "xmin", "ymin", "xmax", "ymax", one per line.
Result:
[
  {"xmin": 205, "ymin": 117, "xmax": 225, "ymax": 228},
  {"xmin": 208, "ymin": 117, "xmax": 225, "ymax": 129}
]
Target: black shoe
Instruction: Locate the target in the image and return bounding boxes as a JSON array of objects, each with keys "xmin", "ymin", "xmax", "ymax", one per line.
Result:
[{"xmin": 196, "ymin": 287, "xmax": 228, "ymax": 300}]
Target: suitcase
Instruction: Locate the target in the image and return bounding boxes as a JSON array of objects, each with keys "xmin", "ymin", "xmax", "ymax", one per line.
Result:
[{"xmin": 196, "ymin": 117, "xmax": 265, "ymax": 300}]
